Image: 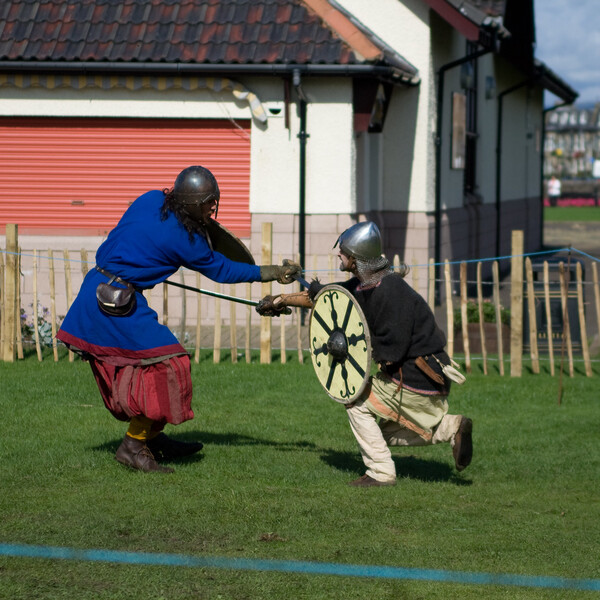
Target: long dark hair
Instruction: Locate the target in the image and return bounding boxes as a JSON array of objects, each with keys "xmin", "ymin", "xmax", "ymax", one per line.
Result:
[{"xmin": 160, "ymin": 187, "xmax": 206, "ymax": 242}]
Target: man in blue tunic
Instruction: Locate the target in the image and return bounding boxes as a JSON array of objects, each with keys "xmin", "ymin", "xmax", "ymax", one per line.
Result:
[{"xmin": 58, "ymin": 166, "xmax": 300, "ymax": 473}]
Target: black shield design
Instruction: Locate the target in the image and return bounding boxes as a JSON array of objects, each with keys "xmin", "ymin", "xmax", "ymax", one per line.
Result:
[{"xmin": 309, "ymin": 285, "xmax": 372, "ymax": 404}]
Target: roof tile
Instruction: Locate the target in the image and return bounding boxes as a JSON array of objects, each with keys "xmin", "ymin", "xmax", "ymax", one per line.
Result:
[{"xmin": 0, "ymin": 0, "xmax": 416, "ymax": 78}]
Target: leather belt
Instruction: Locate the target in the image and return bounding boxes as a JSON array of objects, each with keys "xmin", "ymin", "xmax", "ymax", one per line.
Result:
[{"xmin": 95, "ymin": 266, "xmax": 141, "ymax": 292}]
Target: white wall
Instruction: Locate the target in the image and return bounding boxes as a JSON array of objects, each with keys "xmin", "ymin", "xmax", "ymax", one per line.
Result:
[
  {"xmin": 0, "ymin": 84, "xmax": 251, "ymax": 119},
  {"xmin": 493, "ymin": 62, "xmax": 544, "ymax": 202},
  {"xmin": 336, "ymin": 0, "xmax": 435, "ymax": 213},
  {"xmin": 249, "ymin": 78, "xmax": 355, "ymax": 216}
]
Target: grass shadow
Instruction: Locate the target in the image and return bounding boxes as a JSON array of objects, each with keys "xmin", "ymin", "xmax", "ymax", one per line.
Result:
[
  {"xmin": 197, "ymin": 432, "xmax": 317, "ymax": 452},
  {"xmin": 92, "ymin": 431, "xmax": 317, "ymax": 459},
  {"xmin": 320, "ymin": 450, "xmax": 472, "ymax": 485},
  {"xmin": 91, "ymin": 438, "xmax": 206, "ymax": 466},
  {"xmin": 394, "ymin": 455, "xmax": 472, "ymax": 485},
  {"xmin": 320, "ymin": 450, "xmax": 364, "ymax": 474}
]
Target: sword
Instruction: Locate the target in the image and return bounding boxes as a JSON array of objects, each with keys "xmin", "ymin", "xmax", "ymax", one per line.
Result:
[
  {"xmin": 164, "ymin": 268, "xmax": 311, "ymax": 308},
  {"xmin": 164, "ymin": 280, "xmax": 259, "ymax": 306},
  {"xmin": 293, "ymin": 273, "xmax": 311, "ymax": 289}
]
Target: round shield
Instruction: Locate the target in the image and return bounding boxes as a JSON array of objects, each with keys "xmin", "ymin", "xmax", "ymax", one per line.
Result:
[
  {"xmin": 309, "ymin": 285, "xmax": 372, "ymax": 404},
  {"xmin": 205, "ymin": 219, "xmax": 255, "ymax": 264}
]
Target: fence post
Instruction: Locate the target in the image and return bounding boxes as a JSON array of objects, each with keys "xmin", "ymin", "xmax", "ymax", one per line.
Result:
[
  {"xmin": 543, "ymin": 261, "xmax": 555, "ymax": 376},
  {"xmin": 525, "ymin": 257, "xmax": 539, "ymax": 374},
  {"xmin": 179, "ymin": 269, "xmax": 187, "ymax": 347},
  {"xmin": 80, "ymin": 249, "xmax": 89, "ymax": 276},
  {"xmin": 229, "ymin": 283, "xmax": 238, "ymax": 363},
  {"xmin": 444, "ymin": 260, "xmax": 454, "ymax": 358},
  {"xmin": 213, "ymin": 283, "xmax": 222, "ymax": 364},
  {"xmin": 492, "ymin": 261, "xmax": 505, "ymax": 375},
  {"xmin": 296, "ymin": 254, "xmax": 304, "ymax": 364},
  {"xmin": 411, "ymin": 255, "xmax": 418, "ymax": 292},
  {"xmin": 428, "ymin": 258, "xmax": 435, "ymax": 311},
  {"xmin": 558, "ymin": 262, "xmax": 574, "ymax": 378},
  {"xmin": 296, "ymin": 305, "xmax": 304, "ymax": 363},
  {"xmin": 162, "ymin": 282, "xmax": 168, "ymax": 327},
  {"xmin": 48, "ymin": 249, "xmax": 59, "ymax": 362},
  {"xmin": 245, "ymin": 283, "xmax": 252, "ymax": 364},
  {"xmin": 592, "ymin": 262, "xmax": 600, "ymax": 350},
  {"xmin": 476, "ymin": 261, "xmax": 488, "ymax": 375},
  {"xmin": 510, "ymin": 230, "xmax": 523, "ymax": 376},
  {"xmin": 460, "ymin": 261, "xmax": 471, "ymax": 373},
  {"xmin": 16, "ymin": 247, "xmax": 24, "ymax": 359},
  {"xmin": 260, "ymin": 223, "xmax": 272, "ymax": 364},
  {"xmin": 33, "ymin": 250, "xmax": 43, "ymax": 361},
  {"xmin": 2, "ymin": 224, "xmax": 18, "ymax": 362},
  {"xmin": 194, "ymin": 273, "xmax": 202, "ymax": 364},
  {"xmin": 576, "ymin": 262, "xmax": 592, "ymax": 377},
  {"xmin": 0, "ymin": 250, "xmax": 4, "ymax": 356},
  {"xmin": 63, "ymin": 250, "xmax": 74, "ymax": 362}
]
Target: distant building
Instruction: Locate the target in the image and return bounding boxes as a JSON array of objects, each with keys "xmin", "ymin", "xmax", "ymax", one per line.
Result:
[{"xmin": 544, "ymin": 103, "xmax": 600, "ymax": 179}]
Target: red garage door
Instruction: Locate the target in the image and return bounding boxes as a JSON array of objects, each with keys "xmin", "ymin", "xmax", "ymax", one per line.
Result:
[{"xmin": 0, "ymin": 117, "xmax": 251, "ymax": 237}]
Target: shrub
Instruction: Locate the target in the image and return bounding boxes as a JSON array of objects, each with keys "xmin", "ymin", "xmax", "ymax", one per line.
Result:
[
  {"xmin": 454, "ymin": 300, "xmax": 510, "ymax": 328},
  {"xmin": 20, "ymin": 304, "xmax": 61, "ymax": 346}
]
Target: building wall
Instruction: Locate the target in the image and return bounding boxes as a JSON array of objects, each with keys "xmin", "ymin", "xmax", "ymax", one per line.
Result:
[
  {"xmin": 0, "ymin": 2, "xmax": 551, "ymax": 293},
  {"xmin": 337, "ymin": 0, "xmax": 436, "ymax": 215},
  {"xmin": 0, "ymin": 75, "xmax": 356, "ymax": 261},
  {"xmin": 475, "ymin": 53, "xmax": 499, "ymax": 206},
  {"xmin": 250, "ymin": 77, "xmax": 355, "ymax": 216}
]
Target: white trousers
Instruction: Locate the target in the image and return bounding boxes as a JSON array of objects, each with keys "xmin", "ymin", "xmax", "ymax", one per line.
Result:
[{"xmin": 346, "ymin": 394, "xmax": 463, "ymax": 483}]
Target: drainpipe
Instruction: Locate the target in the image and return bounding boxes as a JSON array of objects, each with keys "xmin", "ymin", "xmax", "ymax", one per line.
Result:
[
  {"xmin": 540, "ymin": 100, "xmax": 571, "ymax": 248},
  {"xmin": 293, "ymin": 69, "xmax": 309, "ymax": 277},
  {"xmin": 434, "ymin": 47, "xmax": 491, "ymax": 300},
  {"xmin": 293, "ymin": 69, "xmax": 309, "ymax": 324},
  {"xmin": 495, "ymin": 78, "xmax": 534, "ymax": 258}
]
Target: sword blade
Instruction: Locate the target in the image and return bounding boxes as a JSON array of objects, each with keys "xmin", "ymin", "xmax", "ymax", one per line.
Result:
[
  {"xmin": 164, "ymin": 280, "xmax": 259, "ymax": 306},
  {"xmin": 293, "ymin": 273, "xmax": 311, "ymax": 289}
]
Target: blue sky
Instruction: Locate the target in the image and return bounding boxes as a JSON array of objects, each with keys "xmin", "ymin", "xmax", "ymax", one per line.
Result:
[{"xmin": 534, "ymin": 0, "xmax": 600, "ymax": 106}]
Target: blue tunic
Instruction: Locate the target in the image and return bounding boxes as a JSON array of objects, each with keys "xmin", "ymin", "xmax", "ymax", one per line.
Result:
[{"xmin": 57, "ymin": 190, "xmax": 261, "ymax": 364}]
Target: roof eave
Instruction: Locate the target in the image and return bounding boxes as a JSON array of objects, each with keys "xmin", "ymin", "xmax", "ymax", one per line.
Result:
[
  {"xmin": 534, "ymin": 59, "xmax": 578, "ymax": 105},
  {"xmin": 422, "ymin": 0, "xmax": 510, "ymax": 44},
  {"xmin": 0, "ymin": 60, "xmax": 420, "ymax": 85},
  {"xmin": 302, "ymin": 0, "xmax": 419, "ymax": 84}
]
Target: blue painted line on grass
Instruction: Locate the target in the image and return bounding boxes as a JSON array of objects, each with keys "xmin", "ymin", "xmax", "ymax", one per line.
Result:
[{"xmin": 1, "ymin": 543, "xmax": 598, "ymax": 591}]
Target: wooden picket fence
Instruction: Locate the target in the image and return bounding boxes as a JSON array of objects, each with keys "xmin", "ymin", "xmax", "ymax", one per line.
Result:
[{"xmin": 2, "ymin": 224, "xmax": 599, "ymax": 376}]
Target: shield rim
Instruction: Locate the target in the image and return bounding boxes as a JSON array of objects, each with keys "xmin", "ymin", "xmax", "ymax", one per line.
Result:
[
  {"xmin": 206, "ymin": 219, "xmax": 255, "ymax": 265},
  {"xmin": 309, "ymin": 284, "xmax": 372, "ymax": 404}
]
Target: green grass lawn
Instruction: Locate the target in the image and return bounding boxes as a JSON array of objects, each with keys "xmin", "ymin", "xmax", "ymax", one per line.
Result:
[
  {"xmin": 0, "ymin": 353, "xmax": 599, "ymax": 599},
  {"xmin": 544, "ymin": 206, "xmax": 600, "ymax": 222}
]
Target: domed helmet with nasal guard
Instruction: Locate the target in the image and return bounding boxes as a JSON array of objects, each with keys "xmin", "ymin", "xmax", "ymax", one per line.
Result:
[
  {"xmin": 334, "ymin": 221, "xmax": 382, "ymax": 261},
  {"xmin": 173, "ymin": 165, "xmax": 220, "ymax": 220}
]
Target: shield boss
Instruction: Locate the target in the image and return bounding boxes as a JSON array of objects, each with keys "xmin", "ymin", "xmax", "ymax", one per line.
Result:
[{"xmin": 309, "ymin": 285, "xmax": 372, "ymax": 404}]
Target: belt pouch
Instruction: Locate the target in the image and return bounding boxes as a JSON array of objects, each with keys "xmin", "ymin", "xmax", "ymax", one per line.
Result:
[{"xmin": 96, "ymin": 273, "xmax": 136, "ymax": 316}]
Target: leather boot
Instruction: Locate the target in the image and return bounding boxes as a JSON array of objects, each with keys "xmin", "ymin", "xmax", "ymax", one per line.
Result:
[
  {"xmin": 453, "ymin": 417, "xmax": 473, "ymax": 471},
  {"xmin": 115, "ymin": 435, "xmax": 174, "ymax": 473},
  {"xmin": 147, "ymin": 433, "xmax": 203, "ymax": 461},
  {"xmin": 348, "ymin": 474, "xmax": 396, "ymax": 487}
]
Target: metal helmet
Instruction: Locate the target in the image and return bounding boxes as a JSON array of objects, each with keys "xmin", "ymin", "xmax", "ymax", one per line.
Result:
[
  {"xmin": 173, "ymin": 166, "xmax": 220, "ymax": 219},
  {"xmin": 334, "ymin": 222, "xmax": 382, "ymax": 261}
]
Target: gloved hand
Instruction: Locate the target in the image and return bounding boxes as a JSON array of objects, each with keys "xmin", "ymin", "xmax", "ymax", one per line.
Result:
[
  {"xmin": 259, "ymin": 259, "xmax": 302, "ymax": 284},
  {"xmin": 255, "ymin": 295, "xmax": 292, "ymax": 317},
  {"xmin": 308, "ymin": 278, "xmax": 325, "ymax": 300}
]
